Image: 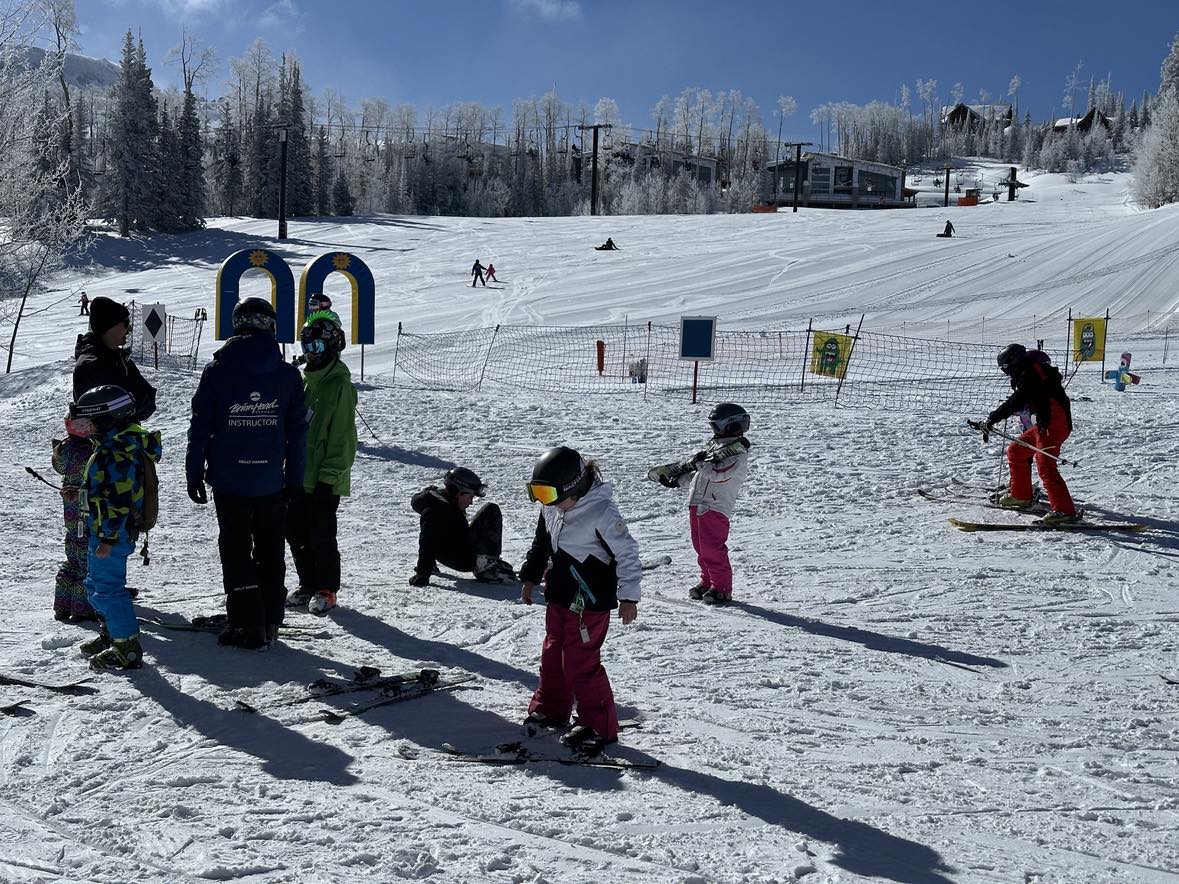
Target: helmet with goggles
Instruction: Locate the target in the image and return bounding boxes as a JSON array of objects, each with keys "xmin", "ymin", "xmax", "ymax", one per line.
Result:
[{"xmin": 526, "ymin": 446, "xmax": 594, "ymax": 506}]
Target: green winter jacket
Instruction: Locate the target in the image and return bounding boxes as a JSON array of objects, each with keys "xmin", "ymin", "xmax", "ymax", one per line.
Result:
[{"xmin": 302, "ymin": 358, "xmax": 357, "ymax": 495}]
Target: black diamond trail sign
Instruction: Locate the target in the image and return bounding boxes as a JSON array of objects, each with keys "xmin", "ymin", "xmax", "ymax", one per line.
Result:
[{"xmin": 143, "ymin": 304, "xmax": 166, "ymax": 345}]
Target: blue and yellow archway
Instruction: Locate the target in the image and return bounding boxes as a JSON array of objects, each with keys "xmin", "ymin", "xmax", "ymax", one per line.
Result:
[
  {"xmin": 214, "ymin": 249, "xmax": 296, "ymax": 342},
  {"xmin": 298, "ymin": 252, "xmax": 376, "ymax": 345}
]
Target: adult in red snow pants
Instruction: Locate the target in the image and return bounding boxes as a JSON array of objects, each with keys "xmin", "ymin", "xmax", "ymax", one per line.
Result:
[
  {"xmin": 1008, "ymin": 404, "xmax": 1075, "ymax": 515},
  {"xmin": 528, "ymin": 604, "xmax": 618, "ymax": 740},
  {"xmin": 690, "ymin": 505, "xmax": 732, "ymax": 594}
]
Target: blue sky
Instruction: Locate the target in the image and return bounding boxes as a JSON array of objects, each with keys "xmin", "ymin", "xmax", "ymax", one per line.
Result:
[{"xmin": 76, "ymin": 0, "xmax": 1178, "ymax": 139}]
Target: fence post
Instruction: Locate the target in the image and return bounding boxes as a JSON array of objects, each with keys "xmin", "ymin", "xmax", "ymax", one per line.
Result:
[
  {"xmin": 800, "ymin": 319, "xmax": 813, "ymax": 393},
  {"xmin": 622, "ymin": 314, "xmax": 628, "ymax": 379},
  {"xmin": 1164, "ymin": 326, "xmax": 1170, "ymax": 365},
  {"xmin": 643, "ymin": 321, "xmax": 652, "ymax": 402},
  {"xmin": 477, "ymin": 324, "xmax": 501, "ymax": 391},
  {"xmin": 391, "ymin": 322, "xmax": 401, "ymax": 386},
  {"xmin": 834, "ymin": 314, "xmax": 864, "ymax": 408},
  {"xmin": 1100, "ymin": 307, "xmax": 1110, "ymax": 382},
  {"xmin": 1065, "ymin": 308, "xmax": 1073, "ymax": 367}
]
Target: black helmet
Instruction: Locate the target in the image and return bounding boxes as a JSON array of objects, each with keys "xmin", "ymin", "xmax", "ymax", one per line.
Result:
[
  {"xmin": 444, "ymin": 467, "xmax": 486, "ymax": 497},
  {"xmin": 709, "ymin": 402, "xmax": 750, "ymax": 437},
  {"xmin": 527, "ymin": 446, "xmax": 594, "ymax": 505},
  {"xmin": 300, "ymin": 312, "xmax": 346, "ymax": 369},
  {"xmin": 70, "ymin": 385, "xmax": 137, "ymax": 433},
  {"xmin": 997, "ymin": 343, "xmax": 1027, "ymax": 375},
  {"xmin": 232, "ymin": 297, "xmax": 277, "ymax": 334}
]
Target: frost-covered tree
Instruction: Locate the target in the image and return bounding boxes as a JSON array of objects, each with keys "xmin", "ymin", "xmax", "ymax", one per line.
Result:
[
  {"xmin": 1160, "ymin": 30, "xmax": 1179, "ymax": 98},
  {"xmin": 331, "ymin": 168, "xmax": 354, "ymax": 215},
  {"xmin": 1, "ymin": 1, "xmax": 91, "ymax": 371},
  {"xmin": 1133, "ymin": 83, "xmax": 1179, "ymax": 206},
  {"xmin": 284, "ymin": 59, "xmax": 313, "ymax": 216},
  {"xmin": 313, "ymin": 125, "xmax": 331, "ymax": 215},
  {"xmin": 97, "ymin": 32, "xmax": 159, "ymax": 236}
]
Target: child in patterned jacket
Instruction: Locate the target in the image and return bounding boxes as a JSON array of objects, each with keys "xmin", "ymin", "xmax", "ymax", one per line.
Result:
[{"xmin": 73, "ymin": 385, "xmax": 163, "ymax": 671}]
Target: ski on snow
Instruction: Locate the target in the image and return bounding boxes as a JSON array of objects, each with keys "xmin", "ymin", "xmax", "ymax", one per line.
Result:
[
  {"xmin": 234, "ymin": 667, "xmax": 445, "ymax": 713},
  {"xmin": 438, "ymin": 742, "xmax": 658, "ymax": 771},
  {"xmin": 948, "ymin": 518, "xmax": 1146, "ymax": 534},
  {"xmin": 137, "ymin": 614, "xmax": 330, "ymax": 639},
  {"xmin": 303, "ymin": 674, "xmax": 476, "ymax": 724},
  {"xmin": 0, "ymin": 673, "xmax": 95, "ymax": 693}
]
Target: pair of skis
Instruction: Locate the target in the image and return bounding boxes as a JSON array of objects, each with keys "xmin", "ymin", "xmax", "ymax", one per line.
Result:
[
  {"xmin": 137, "ymin": 614, "xmax": 331, "ymax": 640},
  {"xmin": 233, "ymin": 667, "xmax": 475, "ymax": 724},
  {"xmin": 922, "ymin": 478, "xmax": 1146, "ymax": 533},
  {"xmin": 439, "ymin": 719, "xmax": 658, "ymax": 770}
]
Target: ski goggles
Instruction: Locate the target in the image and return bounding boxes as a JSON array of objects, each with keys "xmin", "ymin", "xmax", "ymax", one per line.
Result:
[
  {"xmin": 526, "ymin": 482, "xmax": 562, "ymax": 505},
  {"xmin": 301, "ymin": 338, "xmax": 327, "ymax": 355}
]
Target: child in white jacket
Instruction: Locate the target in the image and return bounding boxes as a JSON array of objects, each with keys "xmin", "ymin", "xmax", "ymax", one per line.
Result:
[{"xmin": 669, "ymin": 403, "xmax": 751, "ymax": 605}]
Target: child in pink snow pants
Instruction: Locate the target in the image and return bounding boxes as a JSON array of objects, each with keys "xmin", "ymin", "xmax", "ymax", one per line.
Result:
[
  {"xmin": 674, "ymin": 403, "xmax": 751, "ymax": 606},
  {"xmin": 520, "ymin": 446, "xmax": 642, "ymax": 756}
]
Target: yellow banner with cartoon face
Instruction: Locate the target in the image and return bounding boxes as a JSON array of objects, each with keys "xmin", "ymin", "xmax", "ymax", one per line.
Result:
[
  {"xmin": 1072, "ymin": 317, "xmax": 1107, "ymax": 362},
  {"xmin": 810, "ymin": 331, "xmax": 852, "ymax": 379}
]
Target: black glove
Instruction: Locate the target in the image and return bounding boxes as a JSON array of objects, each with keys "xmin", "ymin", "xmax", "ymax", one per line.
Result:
[
  {"xmin": 313, "ymin": 481, "xmax": 334, "ymax": 497},
  {"xmin": 187, "ymin": 480, "xmax": 207, "ymax": 505},
  {"xmin": 407, "ymin": 572, "xmax": 430, "ymax": 587}
]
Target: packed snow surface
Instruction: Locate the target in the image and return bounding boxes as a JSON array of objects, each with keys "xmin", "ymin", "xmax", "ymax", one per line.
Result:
[{"xmin": 0, "ymin": 165, "xmax": 1176, "ymax": 882}]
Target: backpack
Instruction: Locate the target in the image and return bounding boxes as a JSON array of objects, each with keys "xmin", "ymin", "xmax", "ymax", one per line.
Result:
[{"xmin": 134, "ymin": 452, "xmax": 159, "ymax": 533}]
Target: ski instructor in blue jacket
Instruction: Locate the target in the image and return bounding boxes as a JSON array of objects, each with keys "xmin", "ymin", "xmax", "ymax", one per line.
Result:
[{"xmin": 185, "ymin": 298, "xmax": 308, "ymax": 649}]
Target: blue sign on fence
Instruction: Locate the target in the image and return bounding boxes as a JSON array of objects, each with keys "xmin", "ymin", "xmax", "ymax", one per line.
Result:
[{"xmin": 679, "ymin": 316, "xmax": 717, "ymax": 361}]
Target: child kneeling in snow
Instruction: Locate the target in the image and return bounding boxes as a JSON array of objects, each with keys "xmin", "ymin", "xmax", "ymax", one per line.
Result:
[
  {"xmin": 73, "ymin": 385, "xmax": 162, "ymax": 670},
  {"xmin": 519, "ymin": 446, "xmax": 640, "ymax": 757}
]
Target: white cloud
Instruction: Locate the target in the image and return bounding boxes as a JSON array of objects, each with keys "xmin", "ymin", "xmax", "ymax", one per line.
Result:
[
  {"xmin": 508, "ymin": 0, "xmax": 582, "ymax": 22},
  {"xmin": 143, "ymin": 0, "xmax": 229, "ymax": 16},
  {"xmin": 259, "ymin": 0, "xmax": 307, "ymax": 34}
]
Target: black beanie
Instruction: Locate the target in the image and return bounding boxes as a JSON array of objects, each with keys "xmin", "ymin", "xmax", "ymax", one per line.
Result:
[{"xmin": 89, "ymin": 297, "xmax": 130, "ymax": 336}]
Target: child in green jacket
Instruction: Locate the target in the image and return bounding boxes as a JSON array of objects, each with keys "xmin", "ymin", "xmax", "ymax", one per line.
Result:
[{"xmin": 285, "ymin": 312, "xmax": 357, "ymax": 615}]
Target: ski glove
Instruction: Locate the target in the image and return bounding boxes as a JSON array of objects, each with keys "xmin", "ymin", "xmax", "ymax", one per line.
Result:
[
  {"xmin": 407, "ymin": 572, "xmax": 430, "ymax": 587},
  {"xmin": 187, "ymin": 480, "xmax": 207, "ymax": 505},
  {"xmin": 312, "ymin": 481, "xmax": 335, "ymax": 498}
]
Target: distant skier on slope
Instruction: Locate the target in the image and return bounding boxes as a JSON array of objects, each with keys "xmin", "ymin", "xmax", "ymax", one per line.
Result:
[
  {"xmin": 485, "ymin": 263, "xmax": 498, "ymax": 283},
  {"xmin": 977, "ymin": 344, "xmax": 1078, "ymax": 525},
  {"xmin": 936, "ymin": 220, "xmax": 955, "ymax": 238},
  {"xmin": 471, "ymin": 259, "xmax": 487, "ymax": 287},
  {"xmin": 648, "ymin": 403, "xmax": 751, "ymax": 605},
  {"xmin": 594, "ymin": 237, "xmax": 619, "ymax": 251},
  {"xmin": 408, "ymin": 467, "xmax": 515, "ymax": 587}
]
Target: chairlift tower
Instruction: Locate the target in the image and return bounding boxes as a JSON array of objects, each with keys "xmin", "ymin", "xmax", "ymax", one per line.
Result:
[{"xmin": 577, "ymin": 123, "xmax": 612, "ymax": 216}]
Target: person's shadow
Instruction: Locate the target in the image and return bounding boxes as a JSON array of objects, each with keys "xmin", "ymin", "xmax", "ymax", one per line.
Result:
[
  {"xmin": 130, "ymin": 634, "xmax": 359, "ymax": 785},
  {"xmin": 328, "ymin": 606, "xmax": 538, "ymax": 690},
  {"xmin": 732, "ymin": 603, "xmax": 1006, "ymax": 671}
]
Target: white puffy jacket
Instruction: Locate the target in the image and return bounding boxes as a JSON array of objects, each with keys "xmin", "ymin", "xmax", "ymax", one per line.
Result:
[
  {"xmin": 538, "ymin": 480, "xmax": 642, "ymax": 603},
  {"xmin": 678, "ymin": 443, "xmax": 749, "ymax": 518}
]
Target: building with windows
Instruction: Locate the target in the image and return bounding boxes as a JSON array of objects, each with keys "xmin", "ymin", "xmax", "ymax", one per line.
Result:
[{"xmin": 766, "ymin": 151, "xmax": 909, "ymax": 209}]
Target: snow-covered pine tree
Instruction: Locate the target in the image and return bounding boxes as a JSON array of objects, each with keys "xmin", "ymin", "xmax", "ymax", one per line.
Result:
[
  {"xmin": 212, "ymin": 100, "xmax": 242, "ymax": 215},
  {"xmin": 175, "ymin": 87, "xmax": 206, "ymax": 229},
  {"xmin": 331, "ymin": 168, "xmax": 355, "ymax": 215},
  {"xmin": 285, "ymin": 61, "xmax": 313, "ymax": 216},
  {"xmin": 98, "ymin": 32, "xmax": 160, "ymax": 236},
  {"xmin": 314, "ymin": 125, "xmax": 331, "ymax": 215}
]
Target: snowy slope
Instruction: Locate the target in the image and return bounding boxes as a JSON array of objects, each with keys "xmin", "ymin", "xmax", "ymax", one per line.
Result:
[{"xmin": 0, "ymin": 169, "xmax": 1176, "ymax": 883}]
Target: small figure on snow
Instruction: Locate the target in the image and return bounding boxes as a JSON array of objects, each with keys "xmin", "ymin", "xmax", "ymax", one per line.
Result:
[
  {"xmin": 978, "ymin": 344, "xmax": 1077, "ymax": 524},
  {"xmin": 407, "ymin": 467, "xmax": 515, "ymax": 587},
  {"xmin": 520, "ymin": 446, "xmax": 641, "ymax": 757},
  {"xmin": 485, "ymin": 263, "xmax": 498, "ymax": 283},
  {"xmin": 594, "ymin": 237, "xmax": 619, "ymax": 251},
  {"xmin": 937, "ymin": 221, "xmax": 955, "ymax": 238},
  {"xmin": 78, "ymin": 291, "xmax": 89, "ymax": 315},
  {"xmin": 471, "ymin": 259, "xmax": 487, "ymax": 287},
  {"xmin": 73, "ymin": 385, "xmax": 162, "ymax": 671},
  {"xmin": 649, "ymin": 403, "xmax": 751, "ymax": 605},
  {"xmin": 186, "ymin": 298, "xmax": 308, "ymax": 649},
  {"xmin": 284, "ymin": 313, "xmax": 356, "ymax": 616}
]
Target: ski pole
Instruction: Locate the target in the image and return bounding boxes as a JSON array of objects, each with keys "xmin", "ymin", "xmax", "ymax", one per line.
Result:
[
  {"xmin": 24, "ymin": 466, "xmax": 62, "ymax": 491},
  {"xmin": 966, "ymin": 420, "xmax": 1079, "ymax": 467},
  {"xmin": 355, "ymin": 406, "xmax": 383, "ymax": 443}
]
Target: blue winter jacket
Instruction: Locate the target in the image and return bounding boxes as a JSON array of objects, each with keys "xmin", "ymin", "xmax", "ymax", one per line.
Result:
[{"xmin": 185, "ymin": 331, "xmax": 308, "ymax": 496}]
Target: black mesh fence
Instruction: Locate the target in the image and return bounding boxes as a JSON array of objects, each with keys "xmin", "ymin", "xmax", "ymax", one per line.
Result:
[{"xmin": 128, "ymin": 302, "xmax": 207, "ymax": 371}]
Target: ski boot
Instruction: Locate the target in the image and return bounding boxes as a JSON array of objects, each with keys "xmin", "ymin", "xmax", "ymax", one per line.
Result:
[
  {"xmin": 1037, "ymin": 511, "xmax": 1081, "ymax": 526},
  {"xmin": 561, "ymin": 725, "xmax": 609, "ymax": 758},
  {"xmin": 995, "ymin": 493, "xmax": 1035, "ymax": 510},
  {"xmin": 90, "ymin": 636, "xmax": 143, "ymax": 671},
  {"xmin": 309, "ymin": 590, "xmax": 337, "ymax": 616},
  {"xmin": 523, "ymin": 710, "xmax": 567, "ymax": 738},
  {"xmin": 79, "ymin": 631, "xmax": 112, "ymax": 657},
  {"xmin": 285, "ymin": 586, "xmax": 314, "ymax": 608},
  {"xmin": 702, "ymin": 589, "xmax": 732, "ymax": 606},
  {"xmin": 474, "ymin": 556, "xmax": 517, "ymax": 584},
  {"xmin": 688, "ymin": 582, "xmax": 710, "ymax": 601},
  {"xmin": 217, "ymin": 624, "xmax": 268, "ymax": 650}
]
